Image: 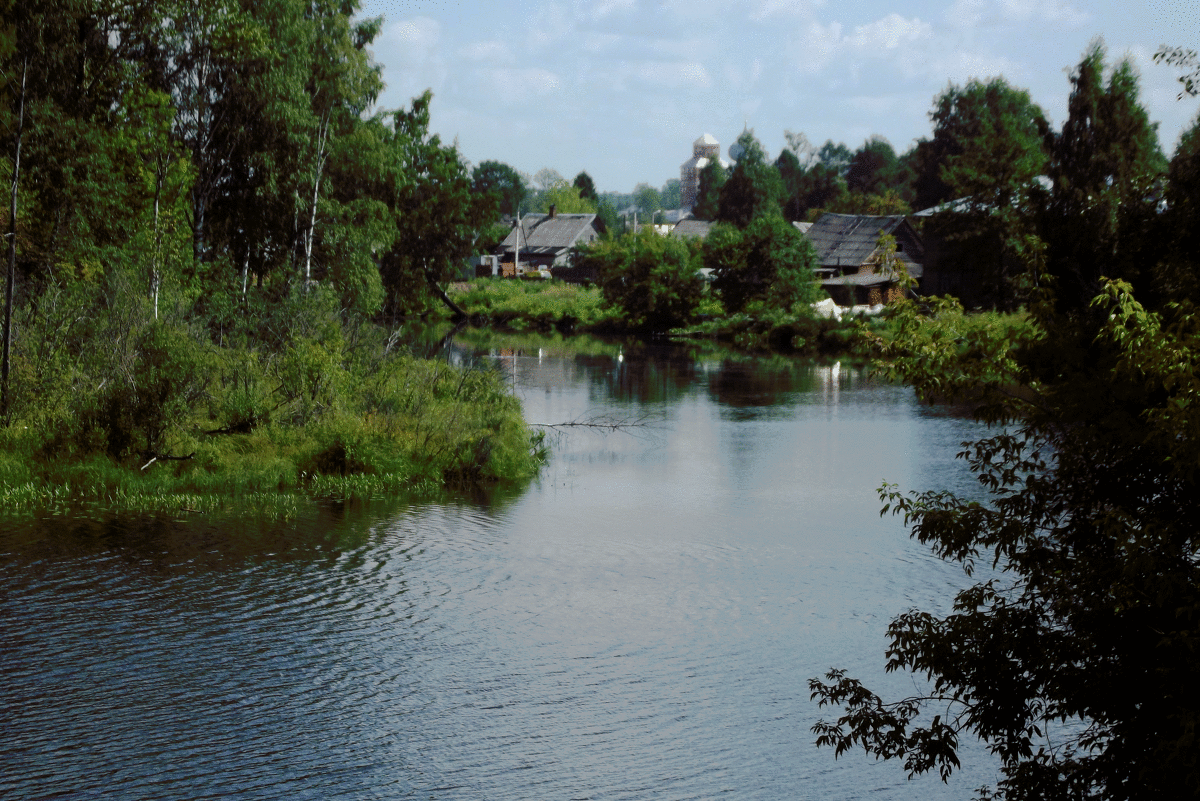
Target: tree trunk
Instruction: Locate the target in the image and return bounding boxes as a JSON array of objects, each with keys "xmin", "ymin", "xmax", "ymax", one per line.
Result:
[
  {"xmin": 424, "ymin": 266, "xmax": 467, "ymax": 321},
  {"xmin": 3, "ymin": 59, "xmax": 28, "ymax": 421},
  {"xmin": 151, "ymin": 159, "xmax": 164, "ymax": 320},
  {"xmin": 303, "ymin": 109, "xmax": 331, "ymax": 291}
]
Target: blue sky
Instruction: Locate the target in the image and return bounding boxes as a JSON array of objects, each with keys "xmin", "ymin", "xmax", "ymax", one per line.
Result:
[{"xmin": 355, "ymin": 0, "xmax": 1200, "ymax": 194}]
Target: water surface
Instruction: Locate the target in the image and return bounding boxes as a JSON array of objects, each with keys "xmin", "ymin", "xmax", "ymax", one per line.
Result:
[{"xmin": 1, "ymin": 339, "xmax": 998, "ymax": 799}]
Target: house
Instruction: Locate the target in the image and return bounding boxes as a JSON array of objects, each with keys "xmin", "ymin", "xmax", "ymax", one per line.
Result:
[
  {"xmin": 801, "ymin": 213, "xmax": 925, "ymax": 306},
  {"xmin": 670, "ymin": 218, "xmax": 715, "ymax": 241},
  {"xmin": 494, "ymin": 206, "xmax": 602, "ymax": 277}
]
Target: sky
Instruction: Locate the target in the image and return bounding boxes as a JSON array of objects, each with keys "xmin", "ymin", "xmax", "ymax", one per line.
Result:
[{"xmin": 354, "ymin": 0, "xmax": 1200, "ymax": 194}]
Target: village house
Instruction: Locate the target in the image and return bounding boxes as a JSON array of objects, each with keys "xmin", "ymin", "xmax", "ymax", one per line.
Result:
[
  {"xmin": 670, "ymin": 218, "xmax": 715, "ymax": 241},
  {"xmin": 493, "ymin": 206, "xmax": 602, "ymax": 278},
  {"xmin": 801, "ymin": 213, "xmax": 925, "ymax": 306}
]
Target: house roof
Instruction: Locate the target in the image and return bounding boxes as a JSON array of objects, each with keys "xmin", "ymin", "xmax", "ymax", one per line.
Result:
[
  {"xmin": 498, "ymin": 213, "xmax": 599, "ymax": 256},
  {"xmin": 803, "ymin": 213, "xmax": 924, "ymax": 279},
  {"xmin": 671, "ymin": 219, "xmax": 715, "ymax": 240}
]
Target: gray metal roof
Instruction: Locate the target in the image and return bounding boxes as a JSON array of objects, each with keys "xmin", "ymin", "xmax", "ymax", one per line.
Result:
[
  {"xmin": 671, "ymin": 219, "xmax": 715, "ymax": 240},
  {"xmin": 498, "ymin": 213, "xmax": 599, "ymax": 255},
  {"xmin": 802, "ymin": 213, "xmax": 924, "ymax": 279}
]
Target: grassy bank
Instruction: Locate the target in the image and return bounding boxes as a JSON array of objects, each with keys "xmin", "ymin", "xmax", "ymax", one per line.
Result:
[
  {"xmin": 449, "ymin": 279, "xmax": 618, "ymax": 332},
  {"xmin": 446, "ymin": 278, "xmax": 1036, "ymax": 368},
  {"xmin": 0, "ymin": 286, "xmax": 546, "ymax": 517},
  {"xmin": 448, "ymin": 278, "xmax": 873, "ymax": 353}
]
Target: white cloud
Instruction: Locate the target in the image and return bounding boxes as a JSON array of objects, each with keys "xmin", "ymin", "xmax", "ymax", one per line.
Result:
[
  {"xmin": 944, "ymin": 0, "xmax": 1089, "ymax": 29},
  {"xmin": 934, "ymin": 49, "xmax": 1024, "ymax": 85},
  {"xmin": 847, "ymin": 14, "xmax": 932, "ymax": 52},
  {"xmin": 590, "ymin": 0, "xmax": 636, "ymax": 19},
  {"xmin": 1001, "ymin": 0, "xmax": 1089, "ymax": 26},
  {"xmin": 623, "ymin": 60, "xmax": 714, "ymax": 90},
  {"xmin": 388, "ymin": 17, "xmax": 441, "ymax": 58},
  {"xmin": 750, "ymin": 0, "xmax": 825, "ymax": 22},
  {"xmin": 475, "ymin": 67, "xmax": 564, "ymax": 104},
  {"xmin": 790, "ymin": 20, "xmax": 843, "ymax": 75},
  {"xmin": 460, "ymin": 40, "xmax": 514, "ymax": 63},
  {"xmin": 373, "ymin": 17, "xmax": 446, "ymax": 107}
]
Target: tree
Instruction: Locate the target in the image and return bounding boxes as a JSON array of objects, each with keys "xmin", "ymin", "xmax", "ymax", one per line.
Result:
[
  {"xmin": 810, "ymin": 278, "xmax": 1200, "ymax": 800},
  {"xmin": 703, "ymin": 215, "xmax": 819, "ymax": 312},
  {"xmin": 376, "ymin": 91, "xmax": 493, "ymax": 318},
  {"xmin": 692, "ymin": 159, "xmax": 727, "ymax": 221},
  {"xmin": 922, "ymin": 76, "xmax": 1051, "ymax": 308},
  {"xmin": 1045, "ymin": 40, "xmax": 1166, "ymax": 310},
  {"xmin": 533, "ymin": 181, "xmax": 596, "ymax": 214},
  {"xmin": 823, "ymin": 189, "xmax": 911, "ymax": 217},
  {"xmin": 1152, "ymin": 111, "xmax": 1200, "ymax": 304},
  {"xmin": 775, "ymin": 148, "xmax": 805, "ymax": 221},
  {"xmin": 631, "ymin": 183, "xmax": 661, "ymax": 219},
  {"xmin": 783, "ymin": 129, "xmax": 818, "ymax": 169},
  {"xmin": 576, "ymin": 228, "xmax": 703, "ymax": 330},
  {"xmin": 717, "ymin": 129, "xmax": 784, "ymax": 227},
  {"xmin": 573, "ymin": 170, "xmax": 597, "ymax": 203},
  {"xmin": 846, "ymin": 135, "xmax": 899, "ymax": 196},
  {"xmin": 473, "ymin": 160, "xmax": 526, "ymax": 217},
  {"xmin": 532, "ymin": 167, "xmax": 564, "ymax": 192},
  {"xmin": 817, "ymin": 140, "xmax": 853, "ymax": 175},
  {"xmin": 660, "ymin": 178, "xmax": 682, "ymax": 210},
  {"xmin": 1154, "ymin": 45, "xmax": 1200, "ymax": 99}
]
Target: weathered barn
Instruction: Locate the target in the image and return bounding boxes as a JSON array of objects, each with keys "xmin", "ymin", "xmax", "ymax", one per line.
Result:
[
  {"xmin": 494, "ymin": 207, "xmax": 602, "ymax": 275},
  {"xmin": 802, "ymin": 213, "xmax": 925, "ymax": 306}
]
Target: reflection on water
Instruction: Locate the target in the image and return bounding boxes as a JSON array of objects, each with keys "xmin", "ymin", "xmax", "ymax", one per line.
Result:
[{"xmin": 0, "ymin": 335, "xmax": 997, "ymax": 800}]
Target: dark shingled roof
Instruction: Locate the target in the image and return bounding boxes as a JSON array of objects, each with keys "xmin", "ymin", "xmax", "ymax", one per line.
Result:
[
  {"xmin": 803, "ymin": 213, "xmax": 924, "ymax": 279},
  {"xmin": 670, "ymin": 219, "xmax": 715, "ymax": 240},
  {"xmin": 498, "ymin": 213, "xmax": 599, "ymax": 256}
]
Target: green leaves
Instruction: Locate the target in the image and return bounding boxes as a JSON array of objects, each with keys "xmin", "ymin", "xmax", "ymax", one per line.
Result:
[
  {"xmin": 704, "ymin": 215, "xmax": 820, "ymax": 314},
  {"xmin": 816, "ymin": 278, "xmax": 1200, "ymax": 798},
  {"xmin": 578, "ymin": 228, "xmax": 704, "ymax": 331}
]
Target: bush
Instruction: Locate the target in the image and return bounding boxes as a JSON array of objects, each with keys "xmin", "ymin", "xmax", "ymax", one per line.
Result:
[
  {"xmin": 577, "ymin": 228, "xmax": 705, "ymax": 331},
  {"xmin": 704, "ymin": 215, "xmax": 822, "ymax": 313}
]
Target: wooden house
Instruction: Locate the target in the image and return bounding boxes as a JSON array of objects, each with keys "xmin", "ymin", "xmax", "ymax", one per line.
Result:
[
  {"xmin": 495, "ymin": 207, "xmax": 602, "ymax": 276},
  {"xmin": 802, "ymin": 213, "xmax": 925, "ymax": 306}
]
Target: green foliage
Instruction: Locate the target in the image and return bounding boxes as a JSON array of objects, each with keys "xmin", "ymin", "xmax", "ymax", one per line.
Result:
[
  {"xmin": 1154, "ymin": 44, "xmax": 1200, "ymax": 99},
  {"xmin": 718, "ymin": 129, "xmax": 784, "ymax": 227},
  {"xmin": 577, "ymin": 229, "xmax": 704, "ymax": 331},
  {"xmin": 449, "ymin": 279, "xmax": 612, "ymax": 332},
  {"xmin": 1155, "ymin": 112, "xmax": 1200, "ymax": 304},
  {"xmin": 1046, "ymin": 40, "xmax": 1166, "ymax": 310},
  {"xmin": 533, "ymin": 181, "xmax": 597, "ymax": 214},
  {"xmin": 692, "ymin": 160, "xmax": 727, "ymax": 221},
  {"xmin": 474, "ymin": 160, "xmax": 527, "ymax": 216},
  {"xmin": 633, "ymin": 183, "xmax": 662, "ymax": 217},
  {"xmin": 660, "ymin": 178, "xmax": 682, "ymax": 210},
  {"xmin": 847, "ymin": 135, "xmax": 900, "ymax": 196},
  {"xmin": 573, "ymin": 171, "xmax": 597, "ymax": 203},
  {"xmin": 0, "ymin": 0, "xmax": 544, "ymax": 514},
  {"xmin": 704, "ymin": 215, "xmax": 820, "ymax": 313},
  {"xmin": 810, "ymin": 279, "xmax": 1200, "ymax": 799},
  {"xmin": 921, "ymin": 76, "xmax": 1051, "ymax": 309}
]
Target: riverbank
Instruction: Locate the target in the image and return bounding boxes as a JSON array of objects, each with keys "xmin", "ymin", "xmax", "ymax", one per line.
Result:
[
  {"xmin": 446, "ymin": 278, "xmax": 878, "ymax": 353},
  {"xmin": 0, "ymin": 288, "xmax": 547, "ymax": 517},
  {"xmin": 448, "ymin": 278, "xmax": 1030, "ymax": 358}
]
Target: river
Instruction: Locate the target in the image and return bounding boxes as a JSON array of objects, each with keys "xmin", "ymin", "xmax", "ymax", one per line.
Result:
[{"xmin": 1, "ymin": 335, "xmax": 1000, "ymax": 800}]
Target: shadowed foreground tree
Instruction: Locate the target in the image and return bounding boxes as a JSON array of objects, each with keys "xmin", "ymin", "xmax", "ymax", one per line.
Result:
[{"xmin": 809, "ymin": 280, "xmax": 1200, "ymax": 799}]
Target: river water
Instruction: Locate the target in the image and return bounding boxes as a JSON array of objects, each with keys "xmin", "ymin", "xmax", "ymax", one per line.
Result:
[{"xmin": 1, "ymin": 336, "xmax": 1000, "ymax": 800}]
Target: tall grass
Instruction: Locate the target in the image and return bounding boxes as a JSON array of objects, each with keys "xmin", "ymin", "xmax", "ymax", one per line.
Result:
[
  {"xmin": 450, "ymin": 279, "xmax": 616, "ymax": 331},
  {"xmin": 0, "ymin": 288, "xmax": 548, "ymax": 517}
]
